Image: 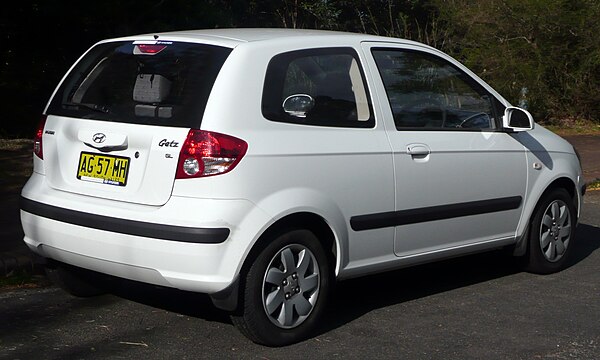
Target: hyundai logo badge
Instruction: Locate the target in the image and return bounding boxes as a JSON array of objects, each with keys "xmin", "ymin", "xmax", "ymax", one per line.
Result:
[{"xmin": 92, "ymin": 133, "xmax": 106, "ymax": 144}]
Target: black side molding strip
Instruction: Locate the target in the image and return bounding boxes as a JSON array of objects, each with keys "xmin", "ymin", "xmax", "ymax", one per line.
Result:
[
  {"xmin": 350, "ymin": 196, "xmax": 522, "ymax": 231},
  {"xmin": 20, "ymin": 196, "xmax": 230, "ymax": 244}
]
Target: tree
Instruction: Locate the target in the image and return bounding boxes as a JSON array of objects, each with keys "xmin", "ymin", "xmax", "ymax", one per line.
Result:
[
  {"xmin": 2, "ymin": 0, "xmax": 599, "ymax": 136},
  {"xmin": 433, "ymin": 0, "xmax": 600, "ymax": 123}
]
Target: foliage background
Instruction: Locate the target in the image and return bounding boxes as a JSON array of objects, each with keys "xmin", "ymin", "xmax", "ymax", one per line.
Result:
[{"xmin": 2, "ymin": 0, "xmax": 599, "ymax": 137}]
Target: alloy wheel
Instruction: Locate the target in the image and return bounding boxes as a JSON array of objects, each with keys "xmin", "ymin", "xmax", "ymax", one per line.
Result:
[
  {"xmin": 261, "ymin": 244, "xmax": 320, "ymax": 329},
  {"xmin": 539, "ymin": 199, "xmax": 571, "ymax": 262}
]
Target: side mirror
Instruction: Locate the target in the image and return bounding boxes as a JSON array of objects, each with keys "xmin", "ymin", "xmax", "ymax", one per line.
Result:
[
  {"xmin": 503, "ymin": 106, "xmax": 534, "ymax": 132},
  {"xmin": 282, "ymin": 94, "xmax": 315, "ymax": 118}
]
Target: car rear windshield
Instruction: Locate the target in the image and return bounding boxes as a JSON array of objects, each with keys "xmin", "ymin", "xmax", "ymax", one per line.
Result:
[{"xmin": 47, "ymin": 41, "xmax": 232, "ymax": 128}]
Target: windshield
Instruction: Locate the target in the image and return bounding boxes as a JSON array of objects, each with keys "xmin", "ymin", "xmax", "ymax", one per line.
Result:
[{"xmin": 47, "ymin": 41, "xmax": 232, "ymax": 128}]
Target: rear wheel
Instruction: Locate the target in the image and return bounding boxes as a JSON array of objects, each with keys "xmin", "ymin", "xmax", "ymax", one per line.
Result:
[
  {"xmin": 231, "ymin": 229, "xmax": 332, "ymax": 346},
  {"xmin": 525, "ymin": 188, "xmax": 576, "ymax": 274},
  {"xmin": 45, "ymin": 263, "xmax": 106, "ymax": 297}
]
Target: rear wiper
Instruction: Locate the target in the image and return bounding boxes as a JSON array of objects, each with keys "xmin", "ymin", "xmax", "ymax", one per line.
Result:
[{"xmin": 63, "ymin": 102, "xmax": 110, "ymax": 114}]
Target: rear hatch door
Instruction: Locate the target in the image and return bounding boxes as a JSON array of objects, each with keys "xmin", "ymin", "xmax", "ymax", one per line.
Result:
[{"xmin": 42, "ymin": 40, "xmax": 232, "ymax": 206}]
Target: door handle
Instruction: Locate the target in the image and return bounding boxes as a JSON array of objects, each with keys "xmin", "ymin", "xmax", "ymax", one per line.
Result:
[{"xmin": 406, "ymin": 144, "xmax": 431, "ymax": 156}]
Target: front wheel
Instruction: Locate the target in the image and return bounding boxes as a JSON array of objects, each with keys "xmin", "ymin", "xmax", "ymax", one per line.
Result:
[
  {"xmin": 231, "ymin": 229, "xmax": 332, "ymax": 346},
  {"xmin": 525, "ymin": 188, "xmax": 576, "ymax": 274}
]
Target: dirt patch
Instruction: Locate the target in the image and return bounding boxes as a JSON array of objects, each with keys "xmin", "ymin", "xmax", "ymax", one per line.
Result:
[
  {"xmin": 562, "ymin": 135, "xmax": 600, "ymax": 184},
  {"xmin": 0, "ymin": 139, "xmax": 33, "ymax": 195},
  {"xmin": 0, "ymin": 139, "xmax": 32, "ymax": 151},
  {"xmin": 0, "ymin": 139, "xmax": 33, "ymax": 255}
]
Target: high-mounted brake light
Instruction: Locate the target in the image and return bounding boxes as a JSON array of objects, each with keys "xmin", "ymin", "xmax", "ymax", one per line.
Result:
[
  {"xmin": 176, "ymin": 130, "xmax": 248, "ymax": 179},
  {"xmin": 33, "ymin": 115, "xmax": 47, "ymax": 159},
  {"xmin": 135, "ymin": 44, "xmax": 167, "ymax": 54}
]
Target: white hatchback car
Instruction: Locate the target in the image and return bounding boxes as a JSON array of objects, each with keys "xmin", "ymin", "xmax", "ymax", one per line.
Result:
[{"xmin": 21, "ymin": 28, "xmax": 585, "ymax": 346}]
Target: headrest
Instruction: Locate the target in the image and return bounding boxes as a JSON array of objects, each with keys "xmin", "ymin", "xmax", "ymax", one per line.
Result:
[{"xmin": 133, "ymin": 74, "xmax": 171, "ymax": 103}]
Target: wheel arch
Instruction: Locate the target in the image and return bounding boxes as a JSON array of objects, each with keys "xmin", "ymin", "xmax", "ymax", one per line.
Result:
[
  {"xmin": 243, "ymin": 212, "xmax": 338, "ymax": 278},
  {"xmin": 537, "ymin": 177, "xmax": 579, "ymax": 219},
  {"xmin": 513, "ymin": 176, "xmax": 579, "ymax": 256},
  {"xmin": 210, "ymin": 211, "xmax": 340, "ymax": 312}
]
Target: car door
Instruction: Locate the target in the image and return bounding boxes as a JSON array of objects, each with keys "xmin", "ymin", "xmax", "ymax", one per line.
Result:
[{"xmin": 360, "ymin": 43, "xmax": 528, "ymax": 257}]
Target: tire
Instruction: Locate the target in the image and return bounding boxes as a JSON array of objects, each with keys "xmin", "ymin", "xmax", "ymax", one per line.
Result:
[
  {"xmin": 525, "ymin": 188, "xmax": 576, "ymax": 274},
  {"xmin": 231, "ymin": 229, "xmax": 332, "ymax": 346},
  {"xmin": 45, "ymin": 263, "xmax": 106, "ymax": 297}
]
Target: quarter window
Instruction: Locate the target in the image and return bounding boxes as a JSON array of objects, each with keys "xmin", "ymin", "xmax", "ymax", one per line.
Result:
[
  {"xmin": 372, "ymin": 49, "xmax": 501, "ymax": 130},
  {"xmin": 262, "ymin": 48, "xmax": 374, "ymax": 128}
]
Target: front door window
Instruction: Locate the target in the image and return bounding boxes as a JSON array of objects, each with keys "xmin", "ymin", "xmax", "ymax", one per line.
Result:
[{"xmin": 372, "ymin": 49, "xmax": 501, "ymax": 130}]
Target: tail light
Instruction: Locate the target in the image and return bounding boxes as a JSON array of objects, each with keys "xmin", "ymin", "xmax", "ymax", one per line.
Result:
[
  {"xmin": 176, "ymin": 130, "xmax": 247, "ymax": 179},
  {"xmin": 33, "ymin": 115, "xmax": 47, "ymax": 159}
]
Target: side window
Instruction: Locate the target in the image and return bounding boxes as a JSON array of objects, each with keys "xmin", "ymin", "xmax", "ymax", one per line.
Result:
[
  {"xmin": 372, "ymin": 49, "xmax": 499, "ymax": 130},
  {"xmin": 262, "ymin": 48, "xmax": 374, "ymax": 128}
]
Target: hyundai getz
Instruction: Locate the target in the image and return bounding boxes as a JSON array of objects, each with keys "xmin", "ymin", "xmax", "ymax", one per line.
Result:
[{"xmin": 20, "ymin": 29, "xmax": 585, "ymax": 346}]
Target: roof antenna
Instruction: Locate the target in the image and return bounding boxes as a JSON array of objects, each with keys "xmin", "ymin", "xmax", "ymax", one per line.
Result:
[{"xmin": 153, "ymin": 35, "xmax": 159, "ymax": 40}]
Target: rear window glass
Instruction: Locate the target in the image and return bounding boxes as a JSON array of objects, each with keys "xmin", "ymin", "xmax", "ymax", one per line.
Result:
[{"xmin": 47, "ymin": 41, "xmax": 231, "ymax": 128}]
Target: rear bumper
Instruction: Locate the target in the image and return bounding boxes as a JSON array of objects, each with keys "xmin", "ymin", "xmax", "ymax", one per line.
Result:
[
  {"xmin": 20, "ymin": 173, "xmax": 270, "ymax": 295},
  {"xmin": 20, "ymin": 197, "xmax": 230, "ymax": 244}
]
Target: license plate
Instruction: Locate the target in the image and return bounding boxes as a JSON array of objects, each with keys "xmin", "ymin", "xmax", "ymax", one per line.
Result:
[{"xmin": 77, "ymin": 152, "xmax": 130, "ymax": 186}]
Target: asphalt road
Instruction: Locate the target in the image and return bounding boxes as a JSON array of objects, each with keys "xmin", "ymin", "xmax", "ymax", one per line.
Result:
[{"xmin": 1, "ymin": 192, "xmax": 599, "ymax": 359}]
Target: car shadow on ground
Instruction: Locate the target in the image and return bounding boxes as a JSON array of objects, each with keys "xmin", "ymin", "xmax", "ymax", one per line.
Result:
[
  {"xmin": 97, "ymin": 222, "xmax": 600, "ymax": 341},
  {"xmin": 318, "ymin": 222, "xmax": 600, "ymax": 333},
  {"xmin": 101, "ymin": 278, "xmax": 232, "ymax": 323},
  {"xmin": 320, "ymin": 249, "xmax": 524, "ymax": 335},
  {"xmin": 570, "ymin": 223, "xmax": 600, "ymax": 265}
]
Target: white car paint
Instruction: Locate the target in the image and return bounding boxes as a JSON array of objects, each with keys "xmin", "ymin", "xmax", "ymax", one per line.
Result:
[{"xmin": 21, "ymin": 28, "xmax": 584, "ymax": 303}]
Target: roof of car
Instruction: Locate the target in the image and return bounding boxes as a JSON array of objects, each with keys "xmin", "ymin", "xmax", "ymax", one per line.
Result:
[
  {"xmin": 111, "ymin": 28, "xmax": 423, "ymax": 49},
  {"xmin": 159, "ymin": 28, "xmax": 383, "ymax": 42}
]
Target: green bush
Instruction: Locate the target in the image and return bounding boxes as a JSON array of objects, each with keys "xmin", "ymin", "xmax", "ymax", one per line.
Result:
[
  {"xmin": 2, "ymin": 0, "xmax": 598, "ymax": 136},
  {"xmin": 431, "ymin": 0, "xmax": 600, "ymax": 124}
]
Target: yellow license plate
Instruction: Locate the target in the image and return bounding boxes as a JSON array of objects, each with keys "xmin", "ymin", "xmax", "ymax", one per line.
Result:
[{"xmin": 77, "ymin": 152, "xmax": 130, "ymax": 186}]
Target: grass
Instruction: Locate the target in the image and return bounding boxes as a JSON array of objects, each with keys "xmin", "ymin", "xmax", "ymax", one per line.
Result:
[
  {"xmin": 0, "ymin": 270, "xmax": 50, "ymax": 290},
  {"xmin": 0, "ymin": 138, "xmax": 32, "ymax": 151},
  {"xmin": 543, "ymin": 118, "xmax": 600, "ymax": 136},
  {"xmin": 0, "ymin": 139, "xmax": 40, "ymax": 288},
  {"xmin": 588, "ymin": 180, "xmax": 600, "ymax": 191},
  {"xmin": 0, "ymin": 139, "xmax": 33, "ymax": 194}
]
